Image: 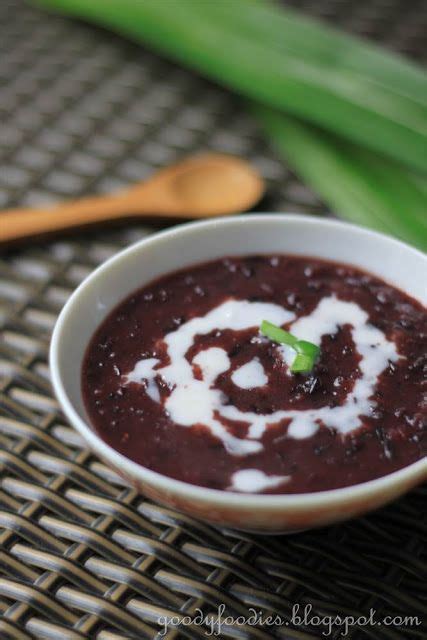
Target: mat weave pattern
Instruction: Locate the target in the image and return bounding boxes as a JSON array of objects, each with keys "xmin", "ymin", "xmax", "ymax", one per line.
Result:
[{"xmin": 0, "ymin": 1, "xmax": 426, "ymax": 638}]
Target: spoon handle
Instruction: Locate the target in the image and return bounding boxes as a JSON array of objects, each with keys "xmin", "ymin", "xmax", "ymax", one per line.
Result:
[{"xmin": 0, "ymin": 192, "xmax": 152, "ymax": 246}]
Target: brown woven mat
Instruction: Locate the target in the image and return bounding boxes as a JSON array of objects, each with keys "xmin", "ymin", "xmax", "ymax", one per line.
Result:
[{"xmin": 0, "ymin": 1, "xmax": 426, "ymax": 638}]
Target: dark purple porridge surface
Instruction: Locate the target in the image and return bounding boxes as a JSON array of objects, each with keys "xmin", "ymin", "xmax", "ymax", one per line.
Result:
[{"xmin": 82, "ymin": 255, "xmax": 427, "ymax": 494}]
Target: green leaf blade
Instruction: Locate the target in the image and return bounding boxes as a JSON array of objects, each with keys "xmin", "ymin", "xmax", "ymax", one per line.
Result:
[
  {"xmin": 255, "ymin": 105, "xmax": 427, "ymax": 251},
  {"xmin": 260, "ymin": 320, "xmax": 297, "ymax": 347}
]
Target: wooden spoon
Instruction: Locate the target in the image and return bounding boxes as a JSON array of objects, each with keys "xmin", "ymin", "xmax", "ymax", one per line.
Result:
[{"xmin": 0, "ymin": 154, "xmax": 264, "ymax": 245}]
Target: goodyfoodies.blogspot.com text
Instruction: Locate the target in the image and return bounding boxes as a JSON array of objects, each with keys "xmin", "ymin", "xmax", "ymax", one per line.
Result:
[{"xmin": 158, "ymin": 603, "xmax": 422, "ymax": 637}]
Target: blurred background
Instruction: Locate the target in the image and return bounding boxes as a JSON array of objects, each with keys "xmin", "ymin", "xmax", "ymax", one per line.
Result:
[{"xmin": 1, "ymin": 0, "xmax": 425, "ymax": 224}]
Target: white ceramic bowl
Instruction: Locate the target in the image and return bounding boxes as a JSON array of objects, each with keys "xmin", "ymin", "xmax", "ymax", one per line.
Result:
[{"xmin": 50, "ymin": 214, "xmax": 427, "ymax": 533}]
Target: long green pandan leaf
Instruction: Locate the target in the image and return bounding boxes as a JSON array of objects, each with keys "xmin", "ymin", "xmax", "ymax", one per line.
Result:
[
  {"xmin": 34, "ymin": 0, "xmax": 427, "ymax": 173},
  {"xmin": 254, "ymin": 105, "xmax": 427, "ymax": 251},
  {"xmin": 194, "ymin": 0, "xmax": 427, "ymax": 106}
]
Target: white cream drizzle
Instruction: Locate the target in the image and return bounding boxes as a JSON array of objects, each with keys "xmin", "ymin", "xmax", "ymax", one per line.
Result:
[
  {"xmin": 127, "ymin": 358, "xmax": 161, "ymax": 403},
  {"xmin": 228, "ymin": 469, "xmax": 290, "ymax": 493},
  {"xmin": 125, "ymin": 296, "xmax": 400, "ymax": 489},
  {"xmin": 231, "ymin": 358, "xmax": 268, "ymax": 389}
]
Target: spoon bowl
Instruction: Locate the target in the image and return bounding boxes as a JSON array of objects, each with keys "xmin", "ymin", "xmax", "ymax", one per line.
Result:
[{"xmin": 164, "ymin": 154, "xmax": 264, "ymax": 216}]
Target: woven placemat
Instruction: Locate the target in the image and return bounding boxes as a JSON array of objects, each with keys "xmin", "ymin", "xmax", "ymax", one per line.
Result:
[{"xmin": 0, "ymin": 1, "xmax": 426, "ymax": 638}]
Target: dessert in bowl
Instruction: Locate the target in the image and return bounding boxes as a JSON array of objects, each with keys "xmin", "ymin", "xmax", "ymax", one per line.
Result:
[{"xmin": 50, "ymin": 215, "xmax": 427, "ymax": 533}]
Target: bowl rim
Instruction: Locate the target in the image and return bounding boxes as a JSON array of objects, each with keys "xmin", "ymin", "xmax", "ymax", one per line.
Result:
[{"xmin": 50, "ymin": 213, "xmax": 427, "ymax": 508}]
